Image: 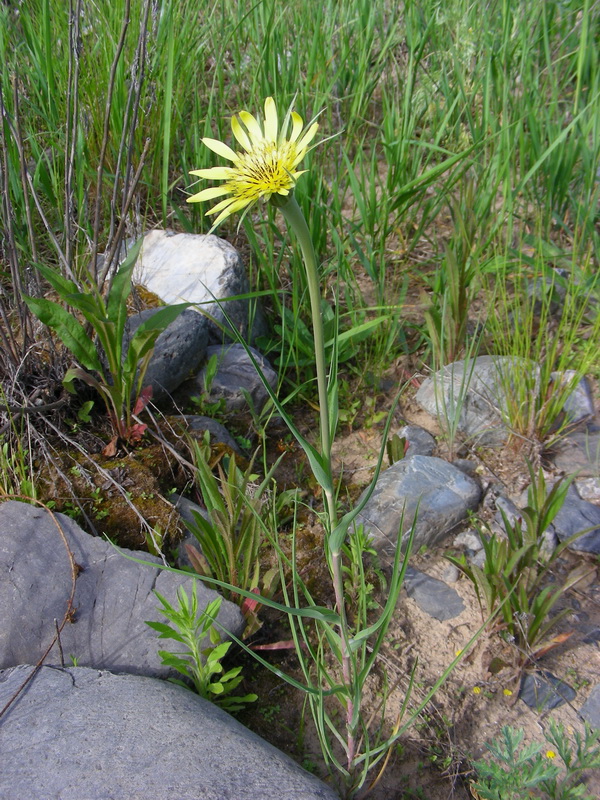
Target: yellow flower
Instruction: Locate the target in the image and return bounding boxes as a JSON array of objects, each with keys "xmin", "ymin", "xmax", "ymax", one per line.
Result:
[
  {"xmin": 473, "ymin": 686, "xmax": 481, "ymax": 695},
  {"xmin": 546, "ymin": 750, "xmax": 556, "ymax": 759},
  {"xmin": 187, "ymin": 96, "xmax": 319, "ymax": 230},
  {"xmin": 503, "ymin": 689, "xmax": 513, "ymax": 696}
]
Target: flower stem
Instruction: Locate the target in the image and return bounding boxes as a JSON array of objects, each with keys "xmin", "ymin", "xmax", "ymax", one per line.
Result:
[
  {"xmin": 276, "ymin": 195, "xmax": 336, "ymax": 524},
  {"xmin": 275, "ymin": 192, "xmax": 356, "ymax": 772}
]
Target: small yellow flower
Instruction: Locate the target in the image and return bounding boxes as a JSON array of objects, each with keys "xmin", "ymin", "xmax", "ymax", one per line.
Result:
[
  {"xmin": 187, "ymin": 96, "xmax": 319, "ymax": 230},
  {"xmin": 473, "ymin": 686, "xmax": 481, "ymax": 695},
  {"xmin": 503, "ymin": 689, "xmax": 513, "ymax": 696},
  {"xmin": 546, "ymin": 750, "xmax": 556, "ymax": 759},
  {"xmin": 455, "ymin": 649, "xmax": 463, "ymax": 657}
]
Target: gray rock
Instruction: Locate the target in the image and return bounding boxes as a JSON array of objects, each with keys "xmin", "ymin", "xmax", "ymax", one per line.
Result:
[
  {"xmin": 404, "ymin": 567, "xmax": 465, "ymax": 620},
  {"xmin": 519, "ymin": 670, "xmax": 576, "ymax": 711},
  {"xmin": 416, "ymin": 355, "xmax": 530, "ymax": 446},
  {"xmin": 0, "ymin": 500, "xmax": 244, "ymax": 676},
  {"xmin": 417, "ymin": 355, "xmax": 593, "ymax": 446},
  {"xmin": 453, "ymin": 530, "xmax": 484, "ymax": 553},
  {"xmin": 580, "ymin": 684, "xmax": 600, "ymax": 729},
  {"xmin": 547, "ymin": 428, "xmax": 600, "ymax": 477},
  {"xmin": 397, "ymin": 425, "xmax": 436, "ymax": 457},
  {"xmin": 575, "ymin": 477, "xmax": 600, "ymax": 503},
  {"xmin": 169, "ymin": 494, "xmax": 210, "ymax": 570},
  {"xmin": 494, "ymin": 495, "xmax": 557, "ymax": 558},
  {"xmin": 556, "ymin": 371, "xmax": 595, "ymax": 424},
  {"xmin": 124, "ymin": 307, "xmax": 209, "ymax": 403},
  {"xmin": 133, "ymin": 229, "xmax": 267, "ymax": 344},
  {"xmin": 355, "ymin": 455, "xmax": 481, "ymax": 564},
  {"xmin": 181, "ymin": 414, "xmax": 241, "ymax": 452},
  {"xmin": 0, "ymin": 665, "xmax": 338, "ymax": 800},
  {"xmin": 186, "ymin": 343, "xmax": 278, "ymax": 414},
  {"xmin": 552, "ymin": 485, "xmax": 600, "ymax": 554}
]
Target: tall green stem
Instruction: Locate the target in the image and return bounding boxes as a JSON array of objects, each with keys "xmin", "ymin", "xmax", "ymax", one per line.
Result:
[
  {"xmin": 273, "ymin": 192, "xmax": 357, "ymax": 771},
  {"xmin": 275, "ymin": 194, "xmax": 337, "ymax": 527}
]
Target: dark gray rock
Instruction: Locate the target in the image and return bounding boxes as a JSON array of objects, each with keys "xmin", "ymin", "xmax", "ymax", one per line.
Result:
[
  {"xmin": 0, "ymin": 665, "xmax": 338, "ymax": 800},
  {"xmin": 186, "ymin": 343, "xmax": 278, "ymax": 414},
  {"xmin": 181, "ymin": 414, "xmax": 241, "ymax": 452},
  {"xmin": 0, "ymin": 500, "xmax": 244, "ymax": 676},
  {"xmin": 552, "ymin": 484, "xmax": 600, "ymax": 554},
  {"xmin": 124, "ymin": 307, "xmax": 209, "ymax": 403},
  {"xmin": 354, "ymin": 455, "xmax": 481, "ymax": 564},
  {"xmin": 397, "ymin": 425, "xmax": 436, "ymax": 457},
  {"xmin": 519, "ymin": 670, "xmax": 576, "ymax": 711},
  {"xmin": 580, "ymin": 684, "xmax": 600, "ymax": 729},
  {"xmin": 404, "ymin": 567, "xmax": 465, "ymax": 620},
  {"xmin": 133, "ymin": 229, "xmax": 267, "ymax": 344}
]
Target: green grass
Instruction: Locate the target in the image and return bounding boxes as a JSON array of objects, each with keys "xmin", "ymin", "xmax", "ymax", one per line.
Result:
[{"xmin": 1, "ymin": 0, "xmax": 598, "ymax": 421}]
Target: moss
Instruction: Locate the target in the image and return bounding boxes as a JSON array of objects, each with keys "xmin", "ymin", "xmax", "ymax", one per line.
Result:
[{"xmin": 37, "ymin": 444, "xmax": 186, "ymax": 551}]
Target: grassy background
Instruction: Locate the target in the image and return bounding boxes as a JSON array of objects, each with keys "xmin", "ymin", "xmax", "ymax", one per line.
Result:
[{"xmin": 1, "ymin": 0, "xmax": 599, "ymax": 434}]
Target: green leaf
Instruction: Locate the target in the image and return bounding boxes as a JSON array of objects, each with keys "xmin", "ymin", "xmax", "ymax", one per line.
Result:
[
  {"xmin": 106, "ymin": 240, "xmax": 143, "ymax": 344},
  {"xmin": 23, "ymin": 295, "xmax": 104, "ymax": 372}
]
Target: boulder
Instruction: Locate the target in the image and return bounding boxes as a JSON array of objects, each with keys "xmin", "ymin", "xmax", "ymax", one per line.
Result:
[
  {"xmin": 416, "ymin": 355, "xmax": 593, "ymax": 446},
  {"xmin": 0, "ymin": 500, "xmax": 244, "ymax": 676},
  {"xmin": 133, "ymin": 229, "xmax": 267, "ymax": 344},
  {"xmin": 355, "ymin": 455, "xmax": 481, "ymax": 564},
  {"xmin": 0, "ymin": 665, "xmax": 338, "ymax": 800},
  {"xmin": 124, "ymin": 307, "xmax": 209, "ymax": 403}
]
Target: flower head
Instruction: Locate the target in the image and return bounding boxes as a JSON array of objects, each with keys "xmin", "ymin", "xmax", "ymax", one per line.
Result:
[{"xmin": 187, "ymin": 97, "xmax": 319, "ymax": 230}]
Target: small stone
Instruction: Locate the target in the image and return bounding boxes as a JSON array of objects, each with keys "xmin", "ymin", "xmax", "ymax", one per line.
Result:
[
  {"xmin": 441, "ymin": 563, "xmax": 460, "ymax": 583},
  {"xmin": 185, "ymin": 344, "xmax": 278, "ymax": 414},
  {"xmin": 397, "ymin": 425, "xmax": 436, "ymax": 457},
  {"xmin": 453, "ymin": 530, "xmax": 483, "ymax": 552},
  {"xmin": 404, "ymin": 567, "xmax": 465, "ymax": 621},
  {"xmin": 519, "ymin": 670, "xmax": 576, "ymax": 711},
  {"xmin": 575, "ymin": 477, "xmax": 600, "ymax": 504},
  {"xmin": 181, "ymin": 414, "xmax": 241, "ymax": 452}
]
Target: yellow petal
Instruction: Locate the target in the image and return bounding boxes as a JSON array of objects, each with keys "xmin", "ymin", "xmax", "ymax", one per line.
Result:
[
  {"xmin": 193, "ymin": 186, "xmax": 232, "ymax": 201},
  {"xmin": 264, "ymin": 97, "xmax": 278, "ymax": 142},
  {"xmin": 190, "ymin": 166, "xmax": 234, "ymax": 180},
  {"xmin": 209, "ymin": 197, "xmax": 252, "ymax": 230},
  {"xmin": 206, "ymin": 196, "xmax": 245, "ymax": 216},
  {"xmin": 239, "ymin": 111, "xmax": 264, "ymax": 144},
  {"xmin": 289, "ymin": 112, "xmax": 304, "ymax": 143},
  {"xmin": 231, "ymin": 116, "xmax": 252, "ymax": 152},
  {"xmin": 295, "ymin": 121, "xmax": 319, "ymax": 152},
  {"xmin": 202, "ymin": 137, "xmax": 239, "ymax": 162}
]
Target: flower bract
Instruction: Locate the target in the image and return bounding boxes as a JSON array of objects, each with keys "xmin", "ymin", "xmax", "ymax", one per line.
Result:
[{"xmin": 187, "ymin": 97, "xmax": 319, "ymax": 230}]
